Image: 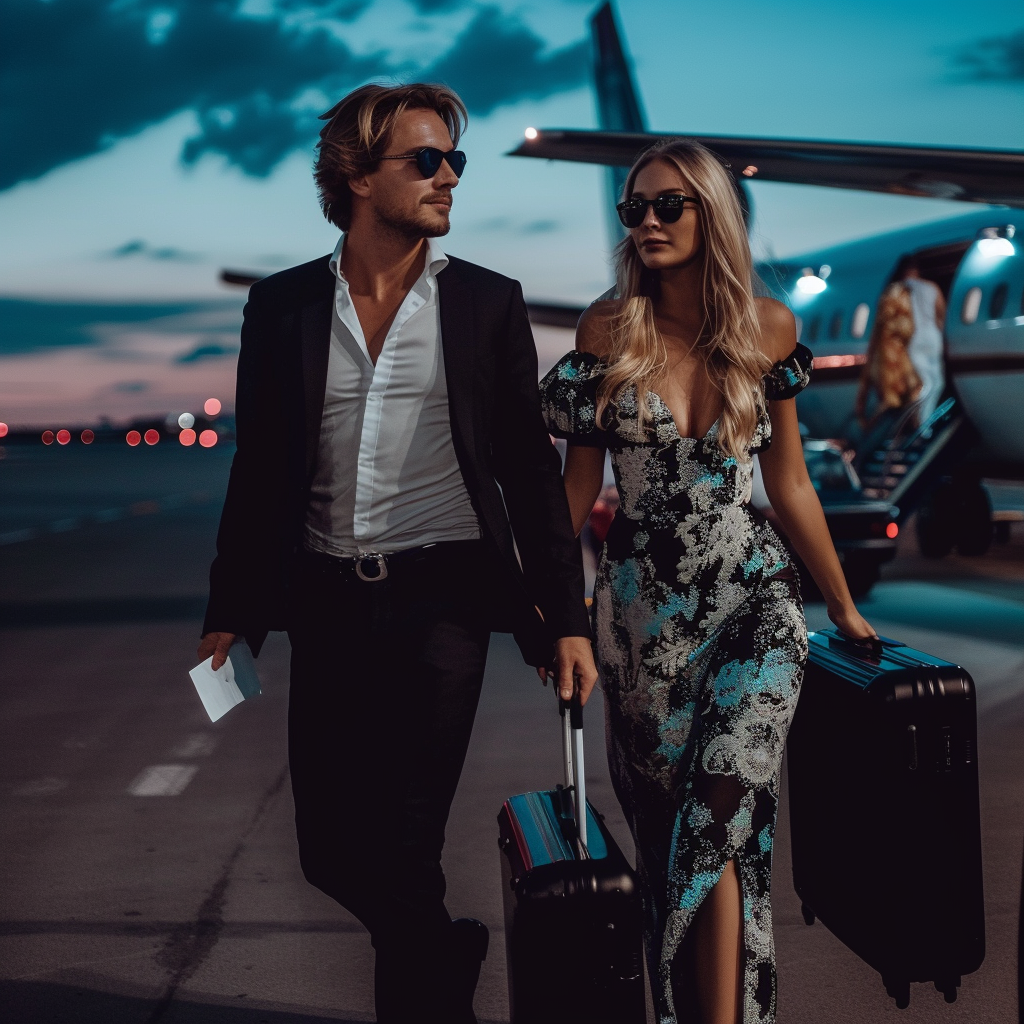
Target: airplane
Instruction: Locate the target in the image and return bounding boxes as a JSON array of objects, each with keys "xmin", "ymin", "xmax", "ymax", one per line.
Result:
[{"xmin": 511, "ymin": 2, "xmax": 1024, "ymax": 590}]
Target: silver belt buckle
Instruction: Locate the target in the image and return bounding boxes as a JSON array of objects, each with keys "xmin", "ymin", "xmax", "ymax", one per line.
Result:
[{"xmin": 355, "ymin": 552, "xmax": 388, "ymax": 582}]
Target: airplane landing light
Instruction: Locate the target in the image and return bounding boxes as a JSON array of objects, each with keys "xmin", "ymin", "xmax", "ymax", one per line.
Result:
[
  {"xmin": 977, "ymin": 237, "xmax": 1014, "ymax": 258},
  {"xmin": 179, "ymin": 428, "xmax": 197, "ymax": 446},
  {"xmin": 56, "ymin": 430, "xmax": 71, "ymax": 445},
  {"xmin": 524, "ymin": 127, "xmax": 539, "ymax": 140},
  {"xmin": 126, "ymin": 431, "xmax": 142, "ymax": 447},
  {"xmin": 204, "ymin": 398, "xmax": 222, "ymax": 417}
]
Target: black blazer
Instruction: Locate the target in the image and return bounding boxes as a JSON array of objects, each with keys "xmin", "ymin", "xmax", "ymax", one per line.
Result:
[{"xmin": 203, "ymin": 253, "xmax": 591, "ymax": 664}]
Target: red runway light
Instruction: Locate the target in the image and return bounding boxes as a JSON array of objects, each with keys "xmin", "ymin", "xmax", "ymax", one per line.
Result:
[
  {"xmin": 42, "ymin": 430, "xmax": 55, "ymax": 445},
  {"xmin": 81, "ymin": 429, "xmax": 95, "ymax": 444},
  {"xmin": 204, "ymin": 398, "xmax": 221, "ymax": 417},
  {"xmin": 144, "ymin": 429, "xmax": 160, "ymax": 445},
  {"xmin": 126, "ymin": 430, "xmax": 141, "ymax": 446},
  {"xmin": 886, "ymin": 522, "xmax": 899, "ymax": 539},
  {"xmin": 198, "ymin": 429, "xmax": 218, "ymax": 448},
  {"xmin": 56, "ymin": 429, "xmax": 71, "ymax": 445},
  {"xmin": 179, "ymin": 428, "xmax": 196, "ymax": 446},
  {"xmin": 0, "ymin": 423, "xmax": 8, "ymax": 438}
]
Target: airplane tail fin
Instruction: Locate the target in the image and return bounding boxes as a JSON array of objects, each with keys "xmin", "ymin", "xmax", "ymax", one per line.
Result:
[{"xmin": 591, "ymin": 2, "xmax": 646, "ymax": 246}]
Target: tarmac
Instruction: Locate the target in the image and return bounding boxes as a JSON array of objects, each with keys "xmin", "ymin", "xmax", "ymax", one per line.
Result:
[{"xmin": 1, "ymin": 440, "xmax": 1022, "ymax": 1023}]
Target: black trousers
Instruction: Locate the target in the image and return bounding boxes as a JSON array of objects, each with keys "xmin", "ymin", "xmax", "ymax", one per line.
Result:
[{"xmin": 287, "ymin": 542, "xmax": 491, "ymax": 1022}]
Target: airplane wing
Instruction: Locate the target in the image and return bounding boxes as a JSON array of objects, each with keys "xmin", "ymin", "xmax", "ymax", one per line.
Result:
[{"xmin": 509, "ymin": 129, "xmax": 1024, "ymax": 208}]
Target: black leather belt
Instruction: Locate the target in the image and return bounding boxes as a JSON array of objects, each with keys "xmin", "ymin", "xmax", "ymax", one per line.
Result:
[{"xmin": 300, "ymin": 540, "xmax": 482, "ymax": 582}]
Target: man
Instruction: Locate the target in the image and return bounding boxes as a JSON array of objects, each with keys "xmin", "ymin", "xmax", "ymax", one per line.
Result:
[{"xmin": 198, "ymin": 83, "xmax": 597, "ymax": 1023}]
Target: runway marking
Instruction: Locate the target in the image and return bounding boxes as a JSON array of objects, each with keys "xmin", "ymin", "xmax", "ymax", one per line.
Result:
[
  {"xmin": 127, "ymin": 764, "xmax": 199, "ymax": 797},
  {"xmin": 0, "ymin": 491, "xmax": 212, "ymax": 546},
  {"xmin": 12, "ymin": 777, "xmax": 68, "ymax": 797},
  {"xmin": 169, "ymin": 733, "xmax": 218, "ymax": 758}
]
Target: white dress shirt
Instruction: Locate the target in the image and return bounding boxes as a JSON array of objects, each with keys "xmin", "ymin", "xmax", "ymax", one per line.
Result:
[{"xmin": 303, "ymin": 235, "xmax": 481, "ymax": 557}]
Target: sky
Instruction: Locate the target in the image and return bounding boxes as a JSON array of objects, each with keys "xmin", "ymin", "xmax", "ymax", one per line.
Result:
[{"xmin": 0, "ymin": 0, "xmax": 1021, "ymax": 426}]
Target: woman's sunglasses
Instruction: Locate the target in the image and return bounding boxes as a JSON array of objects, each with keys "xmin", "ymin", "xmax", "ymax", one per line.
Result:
[
  {"xmin": 378, "ymin": 147, "xmax": 467, "ymax": 179},
  {"xmin": 616, "ymin": 194, "xmax": 700, "ymax": 229}
]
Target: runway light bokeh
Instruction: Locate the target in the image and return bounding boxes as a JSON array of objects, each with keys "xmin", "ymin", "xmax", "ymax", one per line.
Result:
[
  {"xmin": 126, "ymin": 430, "xmax": 141, "ymax": 446},
  {"xmin": 199, "ymin": 429, "xmax": 218, "ymax": 448},
  {"xmin": 81, "ymin": 429, "xmax": 95, "ymax": 444},
  {"xmin": 886, "ymin": 523, "xmax": 899, "ymax": 539},
  {"xmin": 204, "ymin": 398, "xmax": 222, "ymax": 417},
  {"xmin": 42, "ymin": 430, "xmax": 54, "ymax": 445},
  {"xmin": 56, "ymin": 429, "xmax": 71, "ymax": 445},
  {"xmin": 0, "ymin": 423, "xmax": 8, "ymax": 438},
  {"xmin": 144, "ymin": 429, "xmax": 160, "ymax": 445},
  {"xmin": 179, "ymin": 428, "xmax": 196, "ymax": 446},
  {"xmin": 178, "ymin": 412, "xmax": 195, "ymax": 429}
]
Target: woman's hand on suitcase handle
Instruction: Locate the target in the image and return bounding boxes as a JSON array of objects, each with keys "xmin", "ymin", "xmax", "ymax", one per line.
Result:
[
  {"xmin": 537, "ymin": 636, "xmax": 599, "ymax": 705},
  {"xmin": 198, "ymin": 631, "xmax": 236, "ymax": 671},
  {"xmin": 827, "ymin": 605, "xmax": 877, "ymax": 642}
]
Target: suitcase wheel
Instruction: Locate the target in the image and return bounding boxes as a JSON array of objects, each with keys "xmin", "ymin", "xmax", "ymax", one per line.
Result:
[
  {"xmin": 935, "ymin": 977, "xmax": 960, "ymax": 1004},
  {"xmin": 800, "ymin": 904, "xmax": 815, "ymax": 926},
  {"xmin": 883, "ymin": 977, "xmax": 910, "ymax": 1009}
]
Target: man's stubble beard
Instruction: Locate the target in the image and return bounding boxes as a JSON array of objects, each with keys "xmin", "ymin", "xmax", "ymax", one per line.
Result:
[{"xmin": 372, "ymin": 193, "xmax": 452, "ymax": 241}]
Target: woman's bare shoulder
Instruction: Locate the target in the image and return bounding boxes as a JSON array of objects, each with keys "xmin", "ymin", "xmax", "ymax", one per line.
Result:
[
  {"xmin": 754, "ymin": 296, "xmax": 798, "ymax": 362},
  {"xmin": 576, "ymin": 299, "xmax": 621, "ymax": 358}
]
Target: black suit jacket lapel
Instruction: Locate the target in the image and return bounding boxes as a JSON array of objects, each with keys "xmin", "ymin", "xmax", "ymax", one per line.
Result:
[
  {"xmin": 437, "ymin": 261, "xmax": 477, "ymax": 477},
  {"xmin": 299, "ymin": 259, "xmax": 335, "ymax": 478}
]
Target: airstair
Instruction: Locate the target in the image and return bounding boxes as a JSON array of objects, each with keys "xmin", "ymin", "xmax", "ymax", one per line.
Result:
[{"xmin": 855, "ymin": 398, "xmax": 972, "ymax": 516}]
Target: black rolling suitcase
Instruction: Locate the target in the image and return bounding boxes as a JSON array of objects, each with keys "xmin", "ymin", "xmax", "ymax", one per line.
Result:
[
  {"xmin": 787, "ymin": 627, "xmax": 985, "ymax": 1008},
  {"xmin": 497, "ymin": 693, "xmax": 646, "ymax": 1024}
]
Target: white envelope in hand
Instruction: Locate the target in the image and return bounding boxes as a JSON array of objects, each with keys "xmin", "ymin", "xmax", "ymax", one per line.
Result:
[{"xmin": 189, "ymin": 641, "xmax": 261, "ymax": 723}]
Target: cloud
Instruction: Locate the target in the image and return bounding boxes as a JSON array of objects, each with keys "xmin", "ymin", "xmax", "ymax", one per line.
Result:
[
  {"xmin": 422, "ymin": 7, "xmax": 588, "ymax": 116},
  {"xmin": 175, "ymin": 340, "xmax": 240, "ymax": 363},
  {"xmin": 1, "ymin": 1, "xmax": 588, "ymax": 190},
  {"xmin": 108, "ymin": 240, "xmax": 202, "ymax": 262},
  {"xmin": 953, "ymin": 29, "xmax": 1024, "ymax": 81},
  {"xmin": 0, "ymin": 0, "xmax": 390, "ymax": 190}
]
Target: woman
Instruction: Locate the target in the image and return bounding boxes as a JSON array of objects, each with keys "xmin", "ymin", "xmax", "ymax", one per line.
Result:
[
  {"xmin": 854, "ymin": 280, "xmax": 921, "ymax": 428},
  {"xmin": 539, "ymin": 140, "xmax": 875, "ymax": 1024}
]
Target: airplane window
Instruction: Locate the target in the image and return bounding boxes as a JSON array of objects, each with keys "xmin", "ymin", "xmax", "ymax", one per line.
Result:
[
  {"xmin": 828, "ymin": 311, "xmax": 843, "ymax": 339},
  {"xmin": 806, "ymin": 316, "xmax": 821, "ymax": 342},
  {"xmin": 850, "ymin": 302, "xmax": 870, "ymax": 338},
  {"xmin": 961, "ymin": 287, "xmax": 982, "ymax": 325},
  {"xmin": 989, "ymin": 282, "xmax": 1008, "ymax": 320}
]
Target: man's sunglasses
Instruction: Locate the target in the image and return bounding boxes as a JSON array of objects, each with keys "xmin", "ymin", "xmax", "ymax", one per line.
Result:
[
  {"xmin": 378, "ymin": 147, "xmax": 467, "ymax": 179},
  {"xmin": 616, "ymin": 194, "xmax": 700, "ymax": 229}
]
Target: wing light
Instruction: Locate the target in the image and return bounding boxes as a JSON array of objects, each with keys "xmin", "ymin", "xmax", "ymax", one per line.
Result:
[
  {"xmin": 524, "ymin": 127, "xmax": 539, "ymax": 141},
  {"xmin": 796, "ymin": 268, "xmax": 827, "ymax": 295}
]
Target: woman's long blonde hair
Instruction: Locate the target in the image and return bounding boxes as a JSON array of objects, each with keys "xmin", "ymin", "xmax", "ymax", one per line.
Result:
[{"xmin": 595, "ymin": 139, "xmax": 771, "ymax": 461}]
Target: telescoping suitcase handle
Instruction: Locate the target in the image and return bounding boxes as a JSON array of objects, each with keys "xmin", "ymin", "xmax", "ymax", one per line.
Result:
[{"xmin": 558, "ymin": 684, "xmax": 588, "ymax": 850}]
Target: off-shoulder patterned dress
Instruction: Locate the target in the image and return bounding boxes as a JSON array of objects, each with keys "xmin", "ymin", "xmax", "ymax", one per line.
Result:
[{"xmin": 540, "ymin": 345, "xmax": 813, "ymax": 1024}]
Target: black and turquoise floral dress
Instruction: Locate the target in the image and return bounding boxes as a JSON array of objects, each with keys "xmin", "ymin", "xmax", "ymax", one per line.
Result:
[{"xmin": 540, "ymin": 344, "xmax": 813, "ymax": 1024}]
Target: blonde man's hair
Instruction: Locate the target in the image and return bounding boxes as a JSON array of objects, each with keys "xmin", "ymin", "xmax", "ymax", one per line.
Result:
[
  {"xmin": 314, "ymin": 83, "xmax": 468, "ymax": 230},
  {"xmin": 596, "ymin": 138, "xmax": 772, "ymax": 463}
]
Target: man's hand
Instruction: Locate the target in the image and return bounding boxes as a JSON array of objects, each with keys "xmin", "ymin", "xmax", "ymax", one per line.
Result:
[
  {"xmin": 537, "ymin": 636, "xmax": 599, "ymax": 705},
  {"xmin": 198, "ymin": 632, "xmax": 236, "ymax": 671}
]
